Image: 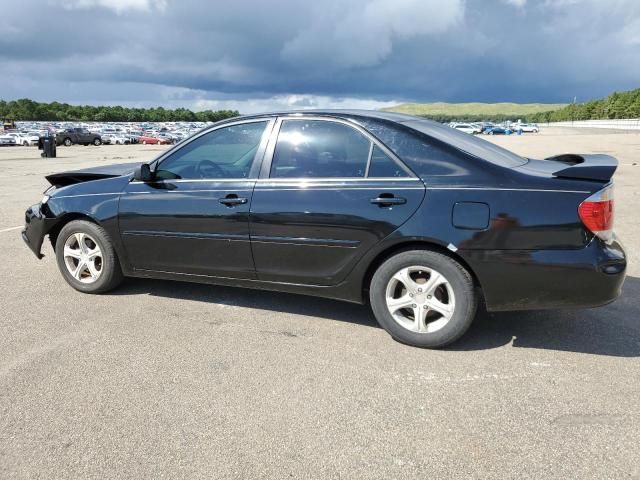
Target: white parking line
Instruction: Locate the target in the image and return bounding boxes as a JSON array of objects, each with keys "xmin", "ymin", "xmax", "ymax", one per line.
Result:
[{"xmin": 0, "ymin": 226, "xmax": 23, "ymax": 233}]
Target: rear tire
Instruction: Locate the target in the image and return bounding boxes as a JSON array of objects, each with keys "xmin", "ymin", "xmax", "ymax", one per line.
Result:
[
  {"xmin": 55, "ymin": 220, "xmax": 123, "ymax": 294},
  {"xmin": 369, "ymin": 250, "xmax": 477, "ymax": 348},
  {"xmin": 63, "ymin": 138, "xmax": 72, "ymax": 146}
]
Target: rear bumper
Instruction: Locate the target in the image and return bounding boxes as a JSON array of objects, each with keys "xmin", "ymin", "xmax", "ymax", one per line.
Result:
[
  {"xmin": 22, "ymin": 203, "xmax": 55, "ymax": 259},
  {"xmin": 462, "ymin": 236, "xmax": 627, "ymax": 311}
]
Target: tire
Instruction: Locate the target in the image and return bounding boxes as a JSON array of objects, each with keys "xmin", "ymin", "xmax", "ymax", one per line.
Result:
[
  {"xmin": 93, "ymin": 138, "xmax": 102, "ymax": 146},
  {"xmin": 142, "ymin": 140, "xmax": 147, "ymax": 145},
  {"xmin": 63, "ymin": 138, "xmax": 72, "ymax": 146},
  {"xmin": 23, "ymin": 141, "xmax": 29, "ymax": 146},
  {"xmin": 55, "ymin": 220, "xmax": 123, "ymax": 294},
  {"xmin": 369, "ymin": 250, "xmax": 477, "ymax": 348}
]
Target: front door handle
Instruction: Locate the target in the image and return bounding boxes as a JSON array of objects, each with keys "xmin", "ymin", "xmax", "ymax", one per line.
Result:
[
  {"xmin": 370, "ymin": 195, "xmax": 406, "ymax": 207},
  {"xmin": 219, "ymin": 194, "xmax": 248, "ymax": 206}
]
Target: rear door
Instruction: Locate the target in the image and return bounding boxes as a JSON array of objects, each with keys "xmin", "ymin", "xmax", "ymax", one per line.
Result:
[
  {"xmin": 119, "ymin": 119, "xmax": 273, "ymax": 278},
  {"xmin": 249, "ymin": 117, "xmax": 426, "ymax": 286}
]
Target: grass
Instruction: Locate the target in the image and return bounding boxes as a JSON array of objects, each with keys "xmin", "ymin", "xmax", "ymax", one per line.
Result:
[{"xmin": 382, "ymin": 102, "xmax": 567, "ymax": 118}]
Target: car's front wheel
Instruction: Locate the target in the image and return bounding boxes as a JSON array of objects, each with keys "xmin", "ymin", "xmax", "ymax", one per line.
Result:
[
  {"xmin": 63, "ymin": 138, "xmax": 72, "ymax": 146},
  {"xmin": 55, "ymin": 220, "xmax": 123, "ymax": 294},
  {"xmin": 93, "ymin": 138, "xmax": 102, "ymax": 146},
  {"xmin": 369, "ymin": 250, "xmax": 477, "ymax": 348}
]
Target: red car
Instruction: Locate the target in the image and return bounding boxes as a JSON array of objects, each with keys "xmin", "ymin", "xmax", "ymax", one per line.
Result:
[{"xmin": 138, "ymin": 135, "xmax": 171, "ymax": 145}]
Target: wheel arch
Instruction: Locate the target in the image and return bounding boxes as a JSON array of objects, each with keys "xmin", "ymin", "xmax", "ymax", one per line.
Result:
[
  {"xmin": 48, "ymin": 212, "xmax": 103, "ymax": 251},
  {"xmin": 360, "ymin": 240, "xmax": 484, "ymax": 304}
]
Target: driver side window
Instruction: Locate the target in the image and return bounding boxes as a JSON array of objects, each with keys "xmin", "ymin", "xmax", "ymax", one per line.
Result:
[{"xmin": 155, "ymin": 121, "xmax": 268, "ymax": 180}]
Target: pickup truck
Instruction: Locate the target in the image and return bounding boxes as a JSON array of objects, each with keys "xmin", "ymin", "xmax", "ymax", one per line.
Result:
[{"xmin": 56, "ymin": 128, "xmax": 102, "ymax": 146}]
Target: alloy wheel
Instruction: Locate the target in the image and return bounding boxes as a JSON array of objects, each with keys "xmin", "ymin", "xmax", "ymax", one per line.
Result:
[
  {"xmin": 385, "ymin": 265, "xmax": 456, "ymax": 334},
  {"xmin": 63, "ymin": 232, "xmax": 103, "ymax": 283}
]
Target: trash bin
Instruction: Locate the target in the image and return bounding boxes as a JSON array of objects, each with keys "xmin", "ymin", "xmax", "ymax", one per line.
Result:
[{"xmin": 41, "ymin": 136, "xmax": 56, "ymax": 158}]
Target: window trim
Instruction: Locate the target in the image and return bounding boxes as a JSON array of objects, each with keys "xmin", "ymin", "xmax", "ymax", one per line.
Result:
[
  {"xmin": 259, "ymin": 116, "xmax": 416, "ymax": 181},
  {"xmin": 144, "ymin": 118, "xmax": 276, "ymax": 182}
]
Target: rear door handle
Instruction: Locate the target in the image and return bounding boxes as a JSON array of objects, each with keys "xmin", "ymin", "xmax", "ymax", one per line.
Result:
[
  {"xmin": 219, "ymin": 194, "xmax": 248, "ymax": 206},
  {"xmin": 370, "ymin": 195, "xmax": 406, "ymax": 207}
]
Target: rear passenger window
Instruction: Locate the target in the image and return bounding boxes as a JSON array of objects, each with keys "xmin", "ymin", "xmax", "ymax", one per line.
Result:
[
  {"xmin": 271, "ymin": 120, "xmax": 370, "ymax": 178},
  {"xmin": 368, "ymin": 145, "xmax": 410, "ymax": 178}
]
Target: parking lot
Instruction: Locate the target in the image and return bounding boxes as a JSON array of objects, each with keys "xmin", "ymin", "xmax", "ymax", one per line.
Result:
[{"xmin": 0, "ymin": 128, "xmax": 638, "ymax": 479}]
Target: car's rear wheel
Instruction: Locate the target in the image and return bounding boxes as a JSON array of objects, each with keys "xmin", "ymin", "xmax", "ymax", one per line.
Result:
[
  {"xmin": 63, "ymin": 138, "xmax": 72, "ymax": 146},
  {"xmin": 23, "ymin": 141, "xmax": 29, "ymax": 146},
  {"xmin": 55, "ymin": 220, "xmax": 123, "ymax": 294},
  {"xmin": 369, "ymin": 250, "xmax": 477, "ymax": 348}
]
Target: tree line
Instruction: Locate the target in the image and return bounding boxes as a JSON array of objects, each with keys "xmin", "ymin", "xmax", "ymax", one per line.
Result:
[
  {"xmin": 410, "ymin": 88, "xmax": 640, "ymax": 124},
  {"xmin": 527, "ymin": 88, "xmax": 640, "ymax": 123},
  {"xmin": 0, "ymin": 98, "xmax": 239, "ymax": 123}
]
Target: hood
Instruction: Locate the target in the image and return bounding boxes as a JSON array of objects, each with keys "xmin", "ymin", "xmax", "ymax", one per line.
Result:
[{"xmin": 45, "ymin": 162, "xmax": 139, "ymax": 187}]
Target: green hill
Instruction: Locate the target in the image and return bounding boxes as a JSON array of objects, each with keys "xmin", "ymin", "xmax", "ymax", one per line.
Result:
[{"xmin": 383, "ymin": 102, "xmax": 566, "ymax": 122}]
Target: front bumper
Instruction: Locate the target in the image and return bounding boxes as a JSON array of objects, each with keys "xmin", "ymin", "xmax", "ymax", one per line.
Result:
[
  {"xmin": 461, "ymin": 236, "xmax": 627, "ymax": 311},
  {"xmin": 22, "ymin": 203, "xmax": 55, "ymax": 259}
]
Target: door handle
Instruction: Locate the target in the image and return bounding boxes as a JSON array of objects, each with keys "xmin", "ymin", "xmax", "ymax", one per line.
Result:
[
  {"xmin": 219, "ymin": 194, "xmax": 248, "ymax": 206},
  {"xmin": 370, "ymin": 195, "xmax": 406, "ymax": 207}
]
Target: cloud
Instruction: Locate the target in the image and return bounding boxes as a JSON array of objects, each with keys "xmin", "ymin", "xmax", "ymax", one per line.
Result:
[
  {"xmin": 281, "ymin": 0, "xmax": 464, "ymax": 68},
  {"xmin": 1, "ymin": 0, "xmax": 639, "ymax": 112},
  {"xmin": 59, "ymin": 0, "xmax": 166, "ymax": 14},
  {"xmin": 502, "ymin": 0, "xmax": 527, "ymax": 7}
]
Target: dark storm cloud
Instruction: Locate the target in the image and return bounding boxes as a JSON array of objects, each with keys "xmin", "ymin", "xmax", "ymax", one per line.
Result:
[{"xmin": 1, "ymin": 0, "xmax": 639, "ymax": 111}]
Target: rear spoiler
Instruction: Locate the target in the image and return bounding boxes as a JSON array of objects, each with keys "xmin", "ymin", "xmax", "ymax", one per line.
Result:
[{"xmin": 548, "ymin": 154, "xmax": 617, "ymax": 182}]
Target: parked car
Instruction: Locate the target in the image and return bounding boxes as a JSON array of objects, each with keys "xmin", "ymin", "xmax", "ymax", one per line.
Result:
[
  {"xmin": 485, "ymin": 126, "xmax": 513, "ymax": 135},
  {"xmin": 0, "ymin": 134, "xmax": 17, "ymax": 146},
  {"xmin": 21, "ymin": 111, "xmax": 626, "ymax": 348},
  {"xmin": 56, "ymin": 128, "xmax": 102, "ymax": 146},
  {"xmin": 451, "ymin": 123, "xmax": 481, "ymax": 134},
  {"xmin": 138, "ymin": 135, "xmax": 171, "ymax": 145},
  {"xmin": 514, "ymin": 123, "xmax": 540, "ymax": 133},
  {"xmin": 5, "ymin": 132, "xmax": 39, "ymax": 146},
  {"xmin": 102, "ymin": 134, "xmax": 130, "ymax": 145}
]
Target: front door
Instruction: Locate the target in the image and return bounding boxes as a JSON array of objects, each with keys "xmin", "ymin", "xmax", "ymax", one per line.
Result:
[
  {"xmin": 119, "ymin": 119, "xmax": 273, "ymax": 278},
  {"xmin": 249, "ymin": 118, "xmax": 425, "ymax": 286}
]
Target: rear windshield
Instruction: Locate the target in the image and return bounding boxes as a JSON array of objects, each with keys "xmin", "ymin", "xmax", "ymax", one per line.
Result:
[{"xmin": 402, "ymin": 119, "xmax": 528, "ymax": 168}]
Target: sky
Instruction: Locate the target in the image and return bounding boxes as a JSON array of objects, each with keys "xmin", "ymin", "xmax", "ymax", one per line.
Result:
[{"xmin": 1, "ymin": 0, "xmax": 639, "ymax": 113}]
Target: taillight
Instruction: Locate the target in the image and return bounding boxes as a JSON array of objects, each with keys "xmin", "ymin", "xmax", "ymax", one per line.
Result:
[{"xmin": 578, "ymin": 184, "xmax": 614, "ymax": 243}]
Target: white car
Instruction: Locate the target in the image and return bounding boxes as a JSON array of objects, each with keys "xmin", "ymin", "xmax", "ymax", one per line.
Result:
[
  {"xmin": 102, "ymin": 134, "xmax": 130, "ymax": 145},
  {"xmin": 5, "ymin": 132, "xmax": 40, "ymax": 146},
  {"xmin": 0, "ymin": 134, "xmax": 17, "ymax": 146},
  {"xmin": 451, "ymin": 123, "xmax": 481, "ymax": 134},
  {"xmin": 514, "ymin": 123, "xmax": 539, "ymax": 133}
]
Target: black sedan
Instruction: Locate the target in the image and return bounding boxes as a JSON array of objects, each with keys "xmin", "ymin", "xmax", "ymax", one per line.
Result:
[{"xmin": 22, "ymin": 111, "xmax": 627, "ymax": 348}]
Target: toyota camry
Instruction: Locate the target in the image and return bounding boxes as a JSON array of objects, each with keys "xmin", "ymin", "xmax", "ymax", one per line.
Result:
[{"xmin": 22, "ymin": 111, "xmax": 627, "ymax": 348}]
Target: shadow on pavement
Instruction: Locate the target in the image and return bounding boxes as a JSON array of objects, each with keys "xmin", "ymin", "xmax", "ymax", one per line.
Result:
[
  {"xmin": 450, "ymin": 276, "xmax": 640, "ymax": 357},
  {"xmin": 113, "ymin": 275, "xmax": 640, "ymax": 357}
]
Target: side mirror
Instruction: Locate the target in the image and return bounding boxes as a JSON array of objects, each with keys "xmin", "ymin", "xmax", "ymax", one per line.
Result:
[{"xmin": 133, "ymin": 163, "xmax": 153, "ymax": 182}]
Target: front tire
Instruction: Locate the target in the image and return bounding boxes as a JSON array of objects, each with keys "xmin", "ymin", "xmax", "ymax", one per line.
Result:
[
  {"xmin": 369, "ymin": 250, "xmax": 477, "ymax": 348},
  {"xmin": 93, "ymin": 138, "xmax": 102, "ymax": 146},
  {"xmin": 55, "ymin": 220, "xmax": 123, "ymax": 294},
  {"xmin": 63, "ymin": 138, "xmax": 72, "ymax": 146}
]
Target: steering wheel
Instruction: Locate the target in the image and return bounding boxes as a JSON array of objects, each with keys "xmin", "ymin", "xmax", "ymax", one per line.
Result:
[{"xmin": 196, "ymin": 159, "xmax": 225, "ymax": 179}]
